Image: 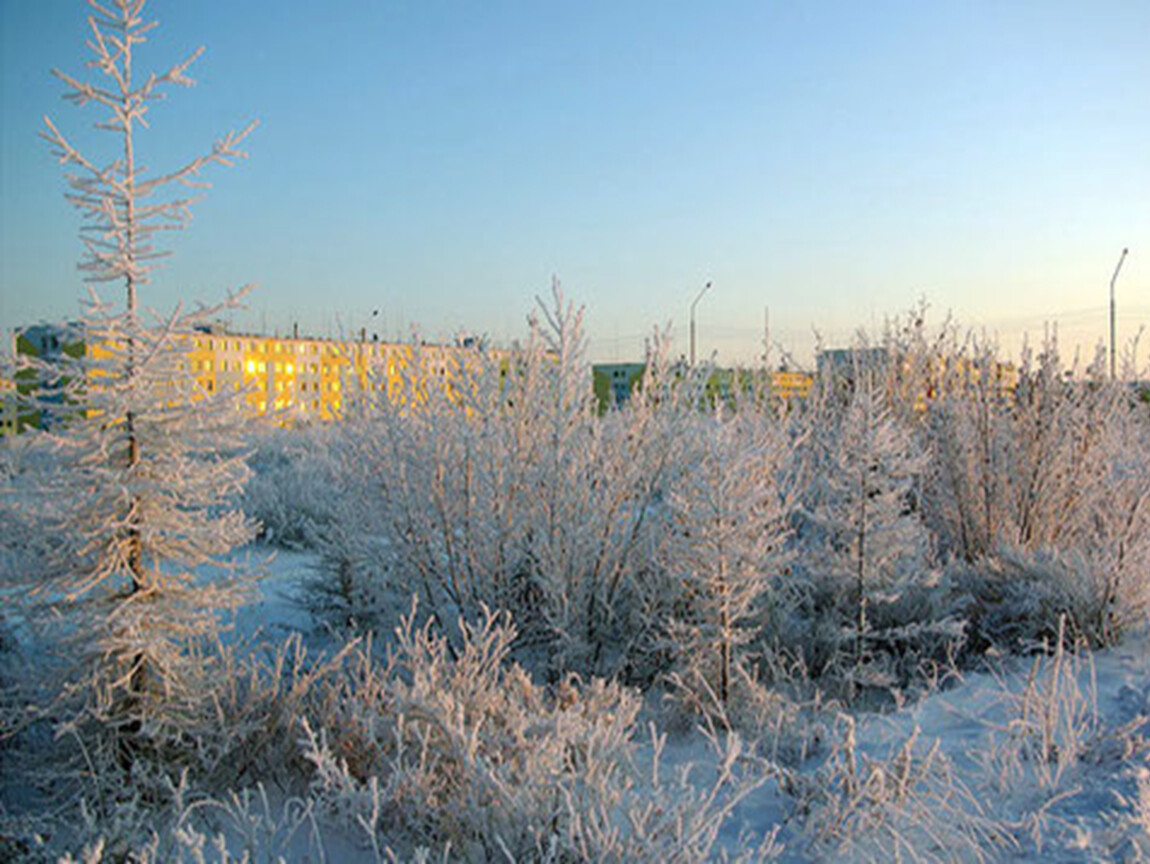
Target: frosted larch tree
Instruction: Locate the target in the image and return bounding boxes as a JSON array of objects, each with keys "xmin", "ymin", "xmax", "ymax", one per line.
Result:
[
  {"xmin": 803, "ymin": 371, "xmax": 930, "ymax": 694},
  {"xmin": 30, "ymin": 0, "xmax": 258, "ymax": 768},
  {"xmin": 664, "ymin": 408, "xmax": 791, "ymax": 707}
]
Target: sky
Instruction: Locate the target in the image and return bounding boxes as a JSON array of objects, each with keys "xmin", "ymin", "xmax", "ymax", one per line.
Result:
[{"xmin": 2, "ymin": 0, "xmax": 1148, "ymax": 370}]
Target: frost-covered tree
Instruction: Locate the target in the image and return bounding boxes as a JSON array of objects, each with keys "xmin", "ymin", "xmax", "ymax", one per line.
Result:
[
  {"xmin": 662, "ymin": 407, "xmax": 791, "ymax": 707},
  {"xmin": 19, "ymin": 0, "xmax": 257, "ymax": 767},
  {"xmin": 800, "ymin": 371, "xmax": 932, "ymax": 693}
]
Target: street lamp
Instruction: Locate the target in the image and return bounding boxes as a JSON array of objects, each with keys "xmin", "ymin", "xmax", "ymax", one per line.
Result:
[
  {"xmin": 1110, "ymin": 248, "xmax": 1128, "ymax": 381},
  {"xmin": 689, "ymin": 280, "xmax": 712, "ymax": 367}
]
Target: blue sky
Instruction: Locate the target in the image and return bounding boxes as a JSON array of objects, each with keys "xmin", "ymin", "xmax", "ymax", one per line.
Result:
[{"xmin": 2, "ymin": 0, "xmax": 1148, "ymax": 367}]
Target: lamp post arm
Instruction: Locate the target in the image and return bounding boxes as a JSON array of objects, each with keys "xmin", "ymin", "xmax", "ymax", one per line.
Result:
[
  {"xmin": 1110, "ymin": 248, "xmax": 1128, "ymax": 380},
  {"xmin": 689, "ymin": 280, "xmax": 712, "ymax": 367}
]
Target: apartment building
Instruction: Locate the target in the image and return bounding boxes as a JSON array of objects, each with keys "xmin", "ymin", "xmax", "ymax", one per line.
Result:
[
  {"xmin": 185, "ymin": 330, "xmax": 350, "ymax": 421},
  {"xmin": 13, "ymin": 323, "xmax": 508, "ymax": 429},
  {"xmin": 591, "ymin": 361, "xmax": 815, "ymax": 413}
]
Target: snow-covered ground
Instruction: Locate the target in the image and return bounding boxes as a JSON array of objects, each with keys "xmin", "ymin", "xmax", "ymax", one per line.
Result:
[
  {"xmin": 212, "ymin": 548, "xmax": 1150, "ymax": 861},
  {"xmin": 6, "ymin": 528, "xmax": 1150, "ymax": 861},
  {"xmin": 716, "ymin": 634, "xmax": 1150, "ymax": 861},
  {"xmin": 226, "ymin": 547, "xmax": 322, "ymax": 641}
]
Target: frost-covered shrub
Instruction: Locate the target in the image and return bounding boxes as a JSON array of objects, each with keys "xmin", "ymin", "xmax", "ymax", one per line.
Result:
[
  {"xmin": 978, "ymin": 619, "xmax": 1101, "ymax": 799},
  {"xmin": 956, "ymin": 550, "xmax": 1113, "ymax": 654},
  {"xmin": 0, "ymin": 436, "xmax": 67, "ymax": 576},
  {"xmin": 969, "ymin": 621, "xmax": 1150, "ymax": 855},
  {"xmin": 309, "ymin": 285, "xmax": 705, "ymax": 683},
  {"xmin": 793, "ymin": 715, "xmax": 1014, "ymax": 861},
  {"xmin": 0, "ymin": 629, "xmax": 361, "ymax": 860},
  {"xmin": 242, "ymin": 425, "xmax": 342, "ymax": 550},
  {"xmin": 927, "ymin": 338, "xmax": 1150, "ymax": 650},
  {"xmin": 663, "ymin": 661, "xmax": 830, "ymax": 772},
  {"xmin": 50, "ymin": 779, "xmax": 329, "ymax": 864},
  {"xmin": 301, "ymin": 601, "xmax": 771, "ymax": 861},
  {"xmin": 198, "ymin": 633, "xmax": 362, "ymax": 792}
]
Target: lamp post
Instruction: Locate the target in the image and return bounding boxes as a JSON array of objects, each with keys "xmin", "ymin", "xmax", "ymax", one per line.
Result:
[
  {"xmin": 1110, "ymin": 248, "xmax": 1128, "ymax": 381},
  {"xmin": 689, "ymin": 280, "xmax": 712, "ymax": 367}
]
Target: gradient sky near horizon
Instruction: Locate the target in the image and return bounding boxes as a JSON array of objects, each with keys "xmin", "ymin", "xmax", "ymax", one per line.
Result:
[{"xmin": 2, "ymin": 0, "xmax": 1148, "ymax": 368}]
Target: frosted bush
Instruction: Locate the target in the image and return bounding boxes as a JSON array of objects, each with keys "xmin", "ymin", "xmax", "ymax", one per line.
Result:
[
  {"xmin": 783, "ymin": 358, "xmax": 965, "ymax": 702},
  {"xmin": 968, "ymin": 619, "xmax": 1150, "ymax": 854},
  {"xmin": 310, "ymin": 285, "xmax": 705, "ymax": 683},
  {"xmin": 793, "ymin": 715, "xmax": 1014, "ymax": 861},
  {"xmin": 55, "ymin": 780, "xmax": 326, "ymax": 864},
  {"xmin": 664, "ymin": 662, "xmax": 830, "ymax": 769},
  {"xmin": 242, "ymin": 426, "xmax": 342, "ymax": 550},
  {"xmin": 926, "ymin": 337, "xmax": 1150, "ymax": 650},
  {"xmin": 301, "ymin": 600, "xmax": 773, "ymax": 861},
  {"xmin": 978, "ymin": 619, "xmax": 1100, "ymax": 799},
  {"xmin": 199, "ymin": 632, "xmax": 362, "ymax": 791}
]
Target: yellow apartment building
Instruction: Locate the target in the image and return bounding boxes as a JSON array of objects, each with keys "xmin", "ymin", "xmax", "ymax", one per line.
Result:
[
  {"xmin": 15, "ymin": 323, "xmax": 509, "ymax": 428},
  {"xmin": 186, "ymin": 332, "xmax": 350, "ymax": 422},
  {"xmin": 191, "ymin": 333, "xmax": 509, "ymax": 422}
]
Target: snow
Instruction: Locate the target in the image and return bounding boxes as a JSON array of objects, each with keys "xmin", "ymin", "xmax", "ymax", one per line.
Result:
[
  {"xmin": 226, "ymin": 547, "xmax": 322, "ymax": 641},
  {"xmin": 5, "ymin": 521, "xmax": 1150, "ymax": 860},
  {"xmin": 197, "ymin": 551, "xmax": 1150, "ymax": 859}
]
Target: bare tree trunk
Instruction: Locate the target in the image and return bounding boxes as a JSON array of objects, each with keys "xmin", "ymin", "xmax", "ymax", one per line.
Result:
[
  {"xmin": 855, "ymin": 463, "xmax": 868, "ymax": 696},
  {"xmin": 718, "ymin": 554, "xmax": 730, "ymax": 705}
]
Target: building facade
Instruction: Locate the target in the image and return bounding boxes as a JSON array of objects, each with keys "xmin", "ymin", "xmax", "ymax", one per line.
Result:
[{"xmin": 12, "ymin": 323, "xmax": 508, "ymax": 429}]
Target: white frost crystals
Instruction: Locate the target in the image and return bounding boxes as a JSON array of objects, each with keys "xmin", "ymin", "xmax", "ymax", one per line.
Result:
[
  {"xmin": 41, "ymin": 0, "xmax": 256, "ymax": 299},
  {"xmin": 7, "ymin": 0, "xmax": 259, "ymax": 784}
]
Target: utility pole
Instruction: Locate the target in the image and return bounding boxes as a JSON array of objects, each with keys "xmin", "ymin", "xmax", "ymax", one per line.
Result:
[
  {"xmin": 762, "ymin": 306, "xmax": 770, "ymax": 368},
  {"xmin": 1110, "ymin": 248, "xmax": 1128, "ymax": 380},
  {"xmin": 689, "ymin": 280, "xmax": 712, "ymax": 367}
]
